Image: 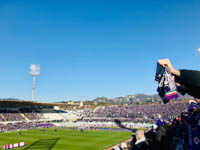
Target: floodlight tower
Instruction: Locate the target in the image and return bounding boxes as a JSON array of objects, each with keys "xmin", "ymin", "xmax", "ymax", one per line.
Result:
[
  {"xmin": 151, "ymin": 96, "xmax": 154, "ymax": 103},
  {"xmin": 30, "ymin": 64, "xmax": 40, "ymax": 102}
]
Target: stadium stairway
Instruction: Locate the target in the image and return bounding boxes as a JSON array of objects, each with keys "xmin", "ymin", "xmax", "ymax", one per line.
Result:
[
  {"xmin": 93, "ymin": 106, "xmax": 99, "ymax": 112},
  {"xmin": 58, "ymin": 113, "xmax": 67, "ymax": 121},
  {"xmin": 0, "ymin": 114, "xmax": 6, "ymax": 121},
  {"xmin": 18, "ymin": 111, "xmax": 29, "ymax": 121},
  {"xmin": 68, "ymin": 116, "xmax": 77, "ymax": 122},
  {"xmin": 42, "ymin": 110, "xmax": 64, "ymax": 121}
]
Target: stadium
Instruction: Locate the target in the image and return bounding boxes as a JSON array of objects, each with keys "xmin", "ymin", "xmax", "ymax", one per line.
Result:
[
  {"xmin": 1, "ymin": 1, "xmax": 200, "ymax": 150},
  {"xmin": 0, "ymin": 97, "xmax": 198, "ymax": 150}
]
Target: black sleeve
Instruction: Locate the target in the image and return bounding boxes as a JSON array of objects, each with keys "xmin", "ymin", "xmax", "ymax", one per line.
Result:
[
  {"xmin": 175, "ymin": 69, "xmax": 200, "ymax": 98},
  {"xmin": 175, "ymin": 69, "xmax": 200, "ymax": 87},
  {"xmin": 177, "ymin": 85, "xmax": 187, "ymax": 95},
  {"xmin": 181, "ymin": 86, "xmax": 200, "ymax": 98}
]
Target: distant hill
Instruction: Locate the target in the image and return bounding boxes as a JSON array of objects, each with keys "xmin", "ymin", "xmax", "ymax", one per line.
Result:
[
  {"xmin": 1, "ymin": 93, "xmax": 194, "ymax": 104},
  {"xmin": 92, "ymin": 94, "xmax": 160, "ymax": 104},
  {"xmin": 92, "ymin": 93, "xmax": 194, "ymax": 104}
]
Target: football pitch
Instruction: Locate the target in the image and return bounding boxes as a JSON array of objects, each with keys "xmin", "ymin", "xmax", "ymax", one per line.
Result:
[{"xmin": 0, "ymin": 128, "xmax": 132, "ymax": 150}]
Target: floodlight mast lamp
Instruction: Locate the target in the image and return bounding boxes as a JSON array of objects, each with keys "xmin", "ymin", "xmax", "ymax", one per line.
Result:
[{"xmin": 30, "ymin": 64, "xmax": 40, "ymax": 102}]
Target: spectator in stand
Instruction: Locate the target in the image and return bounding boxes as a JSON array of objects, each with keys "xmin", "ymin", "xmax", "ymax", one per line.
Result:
[
  {"xmin": 131, "ymin": 130, "xmax": 149, "ymax": 150},
  {"xmin": 120, "ymin": 142, "xmax": 128, "ymax": 150},
  {"xmin": 158, "ymin": 58, "xmax": 200, "ymax": 98}
]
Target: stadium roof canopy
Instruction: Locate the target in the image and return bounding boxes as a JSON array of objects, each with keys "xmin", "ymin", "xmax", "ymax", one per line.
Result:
[{"xmin": 0, "ymin": 99, "xmax": 61, "ymax": 107}]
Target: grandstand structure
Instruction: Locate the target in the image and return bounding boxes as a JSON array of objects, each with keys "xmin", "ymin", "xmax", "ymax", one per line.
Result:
[
  {"xmin": 0, "ymin": 100, "xmax": 70, "ymax": 132},
  {"xmin": 0, "ymin": 99, "xmax": 191, "ymax": 121},
  {"xmin": 0, "ymin": 98, "xmax": 199, "ymax": 149},
  {"xmin": 0, "ymin": 99, "xmax": 193, "ymax": 133}
]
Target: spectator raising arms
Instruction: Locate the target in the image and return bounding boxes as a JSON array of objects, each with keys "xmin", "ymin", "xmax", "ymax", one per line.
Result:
[{"xmin": 157, "ymin": 58, "xmax": 200, "ymax": 98}]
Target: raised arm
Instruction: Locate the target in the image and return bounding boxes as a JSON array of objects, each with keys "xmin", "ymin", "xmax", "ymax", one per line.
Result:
[{"xmin": 157, "ymin": 58, "xmax": 180, "ymax": 77}]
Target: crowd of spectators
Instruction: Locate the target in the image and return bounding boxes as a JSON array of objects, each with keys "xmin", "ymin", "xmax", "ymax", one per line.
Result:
[
  {"xmin": 20, "ymin": 108, "xmax": 44, "ymax": 120},
  {"xmin": 0, "ymin": 121, "xmax": 54, "ymax": 132},
  {"xmin": 0, "ymin": 122, "xmax": 38, "ymax": 132},
  {"xmin": 24, "ymin": 113, "xmax": 40, "ymax": 120},
  {"xmin": 0, "ymin": 108, "xmax": 44, "ymax": 121},
  {"xmin": 78, "ymin": 101, "xmax": 189, "ymax": 123},
  {"xmin": 111, "ymin": 100, "xmax": 200, "ymax": 150},
  {"xmin": 1, "ymin": 110, "xmax": 25, "ymax": 121}
]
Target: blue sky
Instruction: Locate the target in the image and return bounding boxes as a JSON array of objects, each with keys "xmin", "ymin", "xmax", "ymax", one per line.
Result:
[{"xmin": 0, "ymin": 0, "xmax": 200, "ymax": 102}]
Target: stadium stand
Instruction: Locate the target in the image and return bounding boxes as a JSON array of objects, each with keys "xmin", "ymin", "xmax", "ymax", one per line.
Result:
[
  {"xmin": 2, "ymin": 111, "xmax": 25, "ymax": 121},
  {"xmin": 76, "ymin": 101, "xmax": 189, "ymax": 124},
  {"xmin": 0, "ymin": 100, "xmax": 64, "ymax": 132},
  {"xmin": 0, "ymin": 98, "xmax": 199, "ymax": 150},
  {"xmin": 0, "ymin": 122, "xmax": 38, "ymax": 132}
]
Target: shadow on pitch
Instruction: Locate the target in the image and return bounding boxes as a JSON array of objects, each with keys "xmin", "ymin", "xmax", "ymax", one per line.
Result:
[{"xmin": 23, "ymin": 138, "xmax": 59, "ymax": 150}]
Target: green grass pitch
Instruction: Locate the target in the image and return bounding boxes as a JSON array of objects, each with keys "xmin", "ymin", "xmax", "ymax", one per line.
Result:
[{"xmin": 0, "ymin": 129, "xmax": 132, "ymax": 150}]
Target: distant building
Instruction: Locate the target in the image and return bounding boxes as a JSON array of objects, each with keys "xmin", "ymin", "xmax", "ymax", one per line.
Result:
[
  {"xmin": 80, "ymin": 102, "xmax": 83, "ymax": 107},
  {"xmin": 67, "ymin": 101, "xmax": 80, "ymax": 106},
  {"xmin": 67, "ymin": 101, "xmax": 84, "ymax": 106}
]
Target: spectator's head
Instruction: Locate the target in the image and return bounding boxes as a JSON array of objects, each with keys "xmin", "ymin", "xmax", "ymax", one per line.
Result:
[
  {"xmin": 136, "ymin": 130, "xmax": 145, "ymax": 141},
  {"xmin": 189, "ymin": 100, "xmax": 197, "ymax": 105},
  {"xmin": 188, "ymin": 100, "xmax": 199, "ymax": 113},
  {"xmin": 157, "ymin": 114, "xmax": 162, "ymax": 119},
  {"xmin": 120, "ymin": 142, "xmax": 128, "ymax": 150}
]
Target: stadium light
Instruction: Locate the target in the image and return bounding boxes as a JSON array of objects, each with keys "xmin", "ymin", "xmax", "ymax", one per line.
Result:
[
  {"xmin": 198, "ymin": 48, "xmax": 200, "ymax": 55},
  {"xmin": 30, "ymin": 64, "xmax": 40, "ymax": 102}
]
